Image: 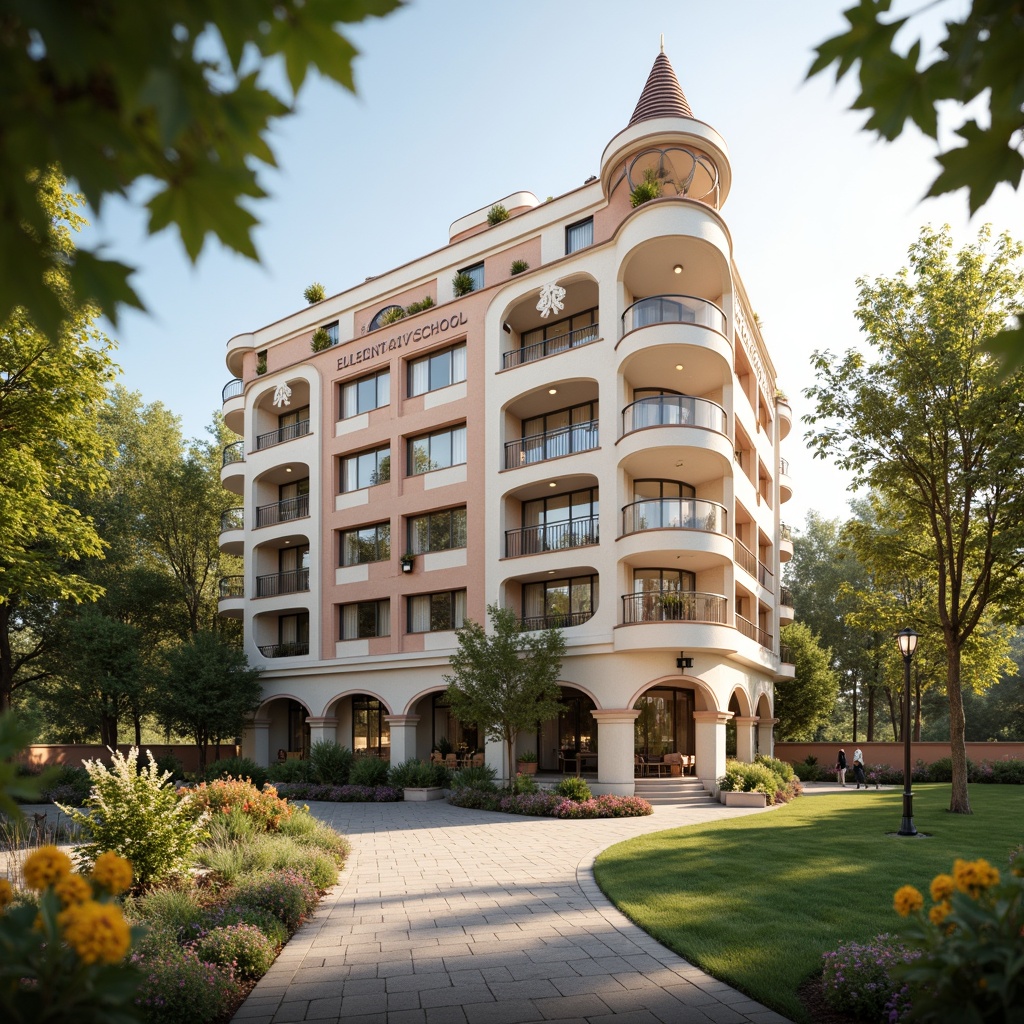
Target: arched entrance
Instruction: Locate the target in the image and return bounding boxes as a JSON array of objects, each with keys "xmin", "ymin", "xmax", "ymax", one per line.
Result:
[
  {"xmin": 244, "ymin": 695, "xmax": 311, "ymax": 766},
  {"xmin": 633, "ymin": 686, "xmax": 695, "ymax": 759},
  {"xmin": 537, "ymin": 686, "xmax": 597, "ymax": 773}
]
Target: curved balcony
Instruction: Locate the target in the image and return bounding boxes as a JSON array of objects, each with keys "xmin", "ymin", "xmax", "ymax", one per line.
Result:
[
  {"xmin": 222, "ymin": 440, "xmax": 244, "ymax": 466},
  {"xmin": 255, "ymin": 569, "xmax": 310, "ymax": 598},
  {"xmin": 621, "ymin": 498, "xmax": 727, "ymax": 537},
  {"xmin": 221, "ymin": 378, "xmax": 244, "ymax": 434},
  {"xmin": 776, "ymin": 643, "xmax": 796, "ymax": 680},
  {"xmin": 255, "ymin": 494, "xmax": 310, "ymax": 529},
  {"xmin": 219, "ymin": 507, "xmax": 244, "ymax": 556},
  {"xmin": 779, "ymin": 457, "xmax": 793, "ymax": 504},
  {"xmin": 256, "ymin": 418, "xmax": 311, "ymax": 451},
  {"xmin": 258, "ymin": 641, "xmax": 310, "ymax": 659},
  {"xmin": 736, "ymin": 614, "xmax": 773, "ymax": 650},
  {"xmin": 779, "ymin": 585, "xmax": 794, "ymax": 625},
  {"xmin": 220, "ymin": 441, "xmax": 245, "ymax": 494},
  {"xmin": 777, "ymin": 399, "xmax": 792, "ymax": 441},
  {"xmin": 621, "ymin": 395, "xmax": 726, "ymax": 437},
  {"xmin": 621, "ymin": 295, "xmax": 726, "ymax": 337},
  {"xmin": 218, "ymin": 575, "xmax": 244, "ymax": 619},
  {"xmin": 222, "ymin": 378, "xmax": 243, "ymax": 402},
  {"xmin": 504, "ymin": 419, "xmax": 598, "ymax": 470},
  {"xmin": 621, "ymin": 591, "xmax": 727, "ymax": 625},
  {"xmin": 780, "ymin": 522, "xmax": 794, "ymax": 563},
  {"xmin": 503, "ymin": 322, "xmax": 600, "ymax": 370},
  {"xmin": 219, "ymin": 575, "xmax": 244, "ymax": 598},
  {"xmin": 520, "ymin": 610, "xmax": 594, "ymax": 631},
  {"xmin": 505, "ymin": 516, "xmax": 599, "ymax": 558}
]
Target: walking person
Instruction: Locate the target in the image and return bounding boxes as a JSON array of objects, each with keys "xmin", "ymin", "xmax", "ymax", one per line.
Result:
[
  {"xmin": 853, "ymin": 747, "xmax": 867, "ymax": 788},
  {"xmin": 836, "ymin": 748, "xmax": 848, "ymax": 786}
]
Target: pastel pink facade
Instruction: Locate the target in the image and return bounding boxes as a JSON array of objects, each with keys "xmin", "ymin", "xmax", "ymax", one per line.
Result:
[{"xmin": 219, "ymin": 51, "xmax": 796, "ymax": 794}]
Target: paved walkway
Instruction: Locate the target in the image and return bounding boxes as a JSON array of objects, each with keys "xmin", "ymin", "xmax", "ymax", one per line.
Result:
[{"xmin": 231, "ymin": 794, "xmax": 797, "ymax": 1024}]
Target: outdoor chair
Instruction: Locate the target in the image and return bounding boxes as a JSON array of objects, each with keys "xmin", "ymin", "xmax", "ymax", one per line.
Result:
[
  {"xmin": 444, "ymin": 753, "xmax": 458, "ymax": 769},
  {"xmin": 471, "ymin": 753, "xmax": 484, "ymax": 768}
]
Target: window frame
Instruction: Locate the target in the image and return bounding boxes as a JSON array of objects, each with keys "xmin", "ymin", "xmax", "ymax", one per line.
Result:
[
  {"xmin": 565, "ymin": 217, "xmax": 594, "ymax": 255},
  {"xmin": 339, "ymin": 521, "xmax": 391, "ymax": 566},
  {"xmin": 340, "ymin": 368, "xmax": 390, "ymax": 419},
  {"xmin": 407, "ymin": 507, "xmax": 467, "ymax": 555},
  {"xmin": 340, "ymin": 444, "xmax": 391, "ymax": 492},
  {"xmin": 407, "ymin": 343, "xmax": 467, "ymax": 398},
  {"xmin": 407, "ymin": 590, "xmax": 468, "ymax": 633},
  {"xmin": 459, "ymin": 262, "xmax": 484, "ymax": 291},
  {"xmin": 407, "ymin": 424, "xmax": 467, "ymax": 476},
  {"xmin": 339, "ymin": 600, "xmax": 390, "ymax": 640}
]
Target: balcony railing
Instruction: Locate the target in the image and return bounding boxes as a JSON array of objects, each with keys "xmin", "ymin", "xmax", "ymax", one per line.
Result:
[
  {"xmin": 780, "ymin": 457, "xmax": 790, "ymax": 475},
  {"xmin": 255, "ymin": 569, "xmax": 310, "ymax": 598},
  {"xmin": 734, "ymin": 539, "xmax": 756, "ymax": 578},
  {"xmin": 520, "ymin": 610, "xmax": 593, "ymax": 631},
  {"xmin": 256, "ymin": 419, "xmax": 311, "ymax": 451},
  {"xmin": 222, "ymin": 440, "xmax": 244, "ymax": 467},
  {"xmin": 504, "ymin": 419, "xmax": 598, "ymax": 469},
  {"xmin": 780, "ymin": 586, "xmax": 794, "ymax": 607},
  {"xmin": 621, "ymin": 591, "xmax": 727, "ymax": 625},
  {"xmin": 780, "ymin": 522, "xmax": 793, "ymax": 542},
  {"xmin": 258, "ymin": 641, "xmax": 309, "ymax": 658},
  {"xmin": 780, "ymin": 644, "xmax": 793, "ymax": 663},
  {"xmin": 255, "ymin": 494, "xmax": 310, "ymax": 528},
  {"xmin": 502, "ymin": 323, "xmax": 599, "ymax": 369},
  {"xmin": 621, "ymin": 498, "xmax": 727, "ymax": 536},
  {"xmin": 505, "ymin": 516, "xmax": 599, "ymax": 557},
  {"xmin": 220, "ymin": 507, "xmax": 244, "ymax": 532},
  {"xmin": 621, "ymin": 295, "xmax": 726, "ymax": 336},
  {"xmin": 758, "ymin": 561, "xmax": 774, "ymax": 593},
  {"xmin": 736, "ymin": 614, "xmax": 773, "ymax": 650},
  {"xmin": 218, "ymin": 576, "xmax": 244, "ymax": 599},
  {"xmin": 621, "ymin": 395, "xmax": 726, "ymax": 436},
  {"xmin": 222, "ymin": 378, "xmax": 243, "ymax": 402}
]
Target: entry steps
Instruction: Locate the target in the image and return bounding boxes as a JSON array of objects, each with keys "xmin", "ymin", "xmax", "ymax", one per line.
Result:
[{"xmin": 634, "ymin": 775, "xmax": 717, "ymax": 807}]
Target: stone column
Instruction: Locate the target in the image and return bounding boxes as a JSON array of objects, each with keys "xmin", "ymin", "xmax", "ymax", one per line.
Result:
[
  {"xmin": 306, "ymin": 717, "xmax": 339, "ymax": 748},
  {"xmin": 246, "ymin": 720, "xmax": 270, "ymax": 767},
  {"xmin": 734, "ymin": 715, "xmax": 759, "ymax": 763},
  {"xmin": 591, "ymin": 709, "xmax": 640, "ymax": 796},
  {"xmin": 758, "ymin": 716, "xmax": 779, "ymax": 758},
  {"xmin": 693, "ymin": 710, "xmax": 733, "ymax": 791},
  {"xmin": 384, "ymin": 715, "xmax": 421, "ymax": 765}
]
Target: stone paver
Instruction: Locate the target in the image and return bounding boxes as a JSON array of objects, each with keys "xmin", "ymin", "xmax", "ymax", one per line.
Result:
[{"xmin": 231, "ymin": 792, "xmax": 801, "ymax": 1024}]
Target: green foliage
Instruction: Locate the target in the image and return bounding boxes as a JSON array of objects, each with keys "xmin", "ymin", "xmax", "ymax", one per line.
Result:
[
  {"xmin": 193, "ymin": 924, "xmax": 277, "ymax": 979},
  {"xmin": 378, "ymin": 305, "xmax": 407, "ymax": 325},
  {"xmin": 754, "ymin": 754, "xmax": 795, "ymax": 783},
  {"xmin": 124, "ymin": 887, "xmax": 207, "ymax": 943},
  {"xmin": 449, "ymin": 764, "xmax": 498, "ymax": 792},
  {"xmin": 153, "ymin": 754, "xmax": 185, "ymax": 781},
  {"xmin": 555, "ymin": 777, "xmax": 592, "ymax": 802},
  {"xmin": 821, "ymin": 935, "xmax": 916, "ymax": 1021},
  {"xmin": 487, "ymin": 203, "xmax": 509, "ymax": 225},
  {"xmin": 186, "ymin": 777, "xmax": 291, "ymax": 832},
  {"xmin": 516, "ymin": 749, "xmax": 537, "ymax": 762},
  {"xmin": 0, "ymin": 1, "xmax": 403, "ymax": 339},
  {"xmin": 510, "ymin": 259, "xmax": 529, "ymax": 275},
  {"xmin": 132, "ymin": 944, "xmax": 240, "ymax": 1024},
  {"xmin": 404, "ymin": 296, "xmax": 435, "ymax": 315},
  {"xmin": 310, "ymin": 326, "xmax": 333, "ymax": 351},
  {"xmin": 444, "ymin": 603, "xmax": 566, "ymax": 780},
  {"xmin": 717, "ymin": 759, "xmax": 788, "ymax": 802},
  {"xmin": 630, "ymin": 167, "xmax": 662, "ymax": 207},
  {"xmin": 388, "ymin": 759, "xmax": 448, "ymax": 789},
  {"xmin": 0, "ymin": 715, "xmax": 49, "ymax": 818},
  {"xmin": 59, "ymin": 746, "xmax": 209, "ymax": 887},
  {"xmin": 39, "ymin": 764, "xmax": 91, "ymax": 805},
  {"xmin": 205, "ymin": 757, "xmax": 267, "ymax": 789},
  {"xmin": 452, "ymin": 271, "xmax": 475, "ymax": 297},
  {"xmin": 266, "ymin": 758, "xmax": 312, "ymax": 783},
  {"xmin": 255, "ymin": 354, "xmax": 267, "ymax": 376},
  {"xmin": 308, "ymin": 740, "xmax": 352, "ymax": 785},
  {"xmin": 303, "ymin": 282, "xmax": 325, "ymax": 304},
  {"xmin": 512, "ymin": 772, "xmax": 538, "ymax": 795},
  {"xmin": 348, "ymin": 756, "xmax": 389, "ymax": 787},
  {"xmin": 775, "ymin": 622, "xmax": 839, "ymax": 740},
  {"xmin": 231, "ymin": 869, "xmax": 318, "ymax": 932}
]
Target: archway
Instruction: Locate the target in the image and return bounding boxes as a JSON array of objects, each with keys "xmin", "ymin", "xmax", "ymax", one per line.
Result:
[
  {"xmin": 244, "ymin": 695, "xmax": 312, "ymax": 766},
  {"xmin": 633, "ymin": 685, "xmax": 695, "ymax": 760}
]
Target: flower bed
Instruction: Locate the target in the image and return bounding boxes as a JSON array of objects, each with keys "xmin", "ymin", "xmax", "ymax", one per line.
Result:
[
  {"xmin": 271, "ymin": 782, "xmax": 401, "ymax": 802},
  {"xmin": 450, "ymin": 788, "xmax": 653, "ymax": 818}
]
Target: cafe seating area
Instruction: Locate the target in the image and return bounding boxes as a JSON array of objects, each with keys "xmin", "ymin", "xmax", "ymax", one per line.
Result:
[{"xmin": 634, "ymin": 752, "xmax": 695, "ymax": 778}]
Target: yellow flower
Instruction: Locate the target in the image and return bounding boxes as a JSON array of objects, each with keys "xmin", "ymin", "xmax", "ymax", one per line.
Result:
[
  {"xmin": 91, "ymin": 852, "xmax": 133, "ymax": 895},
  {"xmin": 929, "ymin": 900, "xmax": 951, "ymax": 927},
  {"xmin": 894, "ymin": 884, "xmax": 924, "ymax": 917},
  {"xmin": 953, "ymin": 858, "xmax": 1000, "ymax": 897},
  {"xmin": 930, "ymin": 873, "xmax": 955, "ymax": 903},
  {"xmin": 57, "ymin": 900, "xmax": 131, "ymax": 965},
  {"xmin": 23, "ymin": 845, "xmax": 72, "ymax": 890},
  {"xmin": 53, "ymin": 872, "xmax": 93, "ymax": 907},
  {"xmin": 0, "ymin": 878, "xmax": 13, "ymax": 909}
]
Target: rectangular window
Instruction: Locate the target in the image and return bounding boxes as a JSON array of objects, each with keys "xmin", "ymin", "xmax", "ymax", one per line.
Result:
[
  {"xmin": 323, "ymin": 321, "xmax": 339, "ymax": 346},
  {"xmin": 341, "ymin": 369, "xmax": 390, "ymax": 418},
  {"xmin": 408, "ymin": 590, "xmax": 467, "ymax": 633},
  {"xmin": 523, "ymin": 575, "xmax": 597, "ymax": 629},
  {"xmin": 339, "ymin": 522, "xmax": 391, "ymax": 565},
  {"xmin": 340, "ymin": 445, "xmax": 391, "ymax": 492},
  {"xmin": 566, "ymin": 217, "xmax": 594, "ymax": 254},
  {"xmin": 340, "ymin": 600, "xmax": 390, "ymax": 640},
  {"xmin": 408, "ymin": 344, "xmax": 467, "ymax": 397},
  {"xmin": 408, "ymin": 507, "xmax": 467, "ymax": 555},
  {"xmin": 460, "ymin": 262, "xmax": 484, "ymax": 291},
  {"xmin": 407, "ymin": 425, "xmax": 466, "ymax": 475}
]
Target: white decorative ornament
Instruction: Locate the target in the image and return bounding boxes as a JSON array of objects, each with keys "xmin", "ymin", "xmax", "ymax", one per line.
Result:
[
  {"xmin": 536, "ymin": 281, "xmax": 566, "ymax": 319},
  {"xmin": 272, "ymin": 383, "xmax": 292, "ymax": 408}
]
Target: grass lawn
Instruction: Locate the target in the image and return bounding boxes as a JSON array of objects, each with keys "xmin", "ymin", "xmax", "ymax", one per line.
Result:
[{"xmin": 593, "ymin": 785, "xmax": 1023, "ymax": 1024}]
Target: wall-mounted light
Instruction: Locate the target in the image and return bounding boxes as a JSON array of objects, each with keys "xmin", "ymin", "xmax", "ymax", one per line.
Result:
[
  {"xmin": 502, "ymin": 321, "xmax": 512, "ymax": 334},
  {"xmin": 673, "ymin": 264, "xmax": 683, "ymax": 274},
  {"xmin": 548, "ymin": 481, "xmax": 557, "ymax": 488},
  {"xmin": 675, "ymin": 364, "xmax": 683, "ymax": 371},
  {"xmin": 548, "ymin": 388, "xmax": 558, "ymax": 395},
  {"xmin": 676, "ymin": 652, "xmax": 693, "ymax": 670}
]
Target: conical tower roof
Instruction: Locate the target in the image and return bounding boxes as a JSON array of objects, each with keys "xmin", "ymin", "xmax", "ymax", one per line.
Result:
[{"xmin": 628, "ymin": 48, "xmax": 693, "ymax": 126}]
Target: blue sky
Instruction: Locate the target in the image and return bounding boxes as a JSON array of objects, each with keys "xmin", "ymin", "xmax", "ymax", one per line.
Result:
[{"xmin": 81, "ymin": 0, "xmax": 1022, "ymax": 531}]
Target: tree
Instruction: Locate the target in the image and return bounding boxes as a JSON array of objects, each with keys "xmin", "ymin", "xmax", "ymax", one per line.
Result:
[
  {"xmin": 805, "ymin": 225, "xmax": 1024, "ymax": 813},
  {"xmin": 0, "ymin": 175, "xmax": 116, "ymax": 712},
  {"xmin": 776, "ymin": 622, "xmax": 840, "ymax": 740},
  {"xmin": 808, "ymin": 0, "xmax": 1024, "ymax": 361},
  {"xmin": 444, "ymin": 604, "xmax": 566, "ymax": 780},
  {"xmin": 154, "ymin": 631, "xmax": 262, "ymax": 774},
  {"xmin": 0, "ymin": 0, "xmax": 402, "ymax": 340}
]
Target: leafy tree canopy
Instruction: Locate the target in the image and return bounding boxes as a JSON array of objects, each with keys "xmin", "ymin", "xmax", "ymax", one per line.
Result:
[
  {"xmin": 776, "ymin": 622, "xmax": 839, "ymax": 740},
  {"xmin": 0, "ymin": 0, "xmax": 402, "ymax": 339}
]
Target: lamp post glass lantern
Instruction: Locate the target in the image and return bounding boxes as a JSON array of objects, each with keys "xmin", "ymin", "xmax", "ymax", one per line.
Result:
[{"xmin": 895, "ymin": 628, "xmax": 918, "ymax": 836}]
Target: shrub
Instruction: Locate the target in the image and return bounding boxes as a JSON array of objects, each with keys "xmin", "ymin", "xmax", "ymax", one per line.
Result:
[
  {"xmin": 39, "ymin": 764, "xmax": 90, "ymax": 805},
  {"xmin": 717, "ymin": 759, "xmax": 788, "ymax": 803},
  {"xmin": 186, "ymin": 778, "xmax": 292, "ymax": 833},
  {"xmin": 754, "ymin": 754, "xmax": 794, "ymax": 783},
  {"xmin": 58, "ymin": 747, "xmax": 209, "ymax": 887},
  {"xmin": 124, "ymin": 885, "xmax": 208, "ymax": 943},
  {"xmin": 303, "ymin": 281, "xmax": 325, "ymax": 304},
  {"xmin": 266, "ymin": 758, "xmax": 312, "ymax": 783},
  {"xmin": 272, "ymin": 782, "xmax": 400, "ymax": 802},
  {"xmin": 551, "ymin": 795, "xmax": 652, "ymax": 819},
  {"xmin": 630, "ymin": 167, "xmax": 662, "ymax": 207},
  {"xmin": 405, "ymin": 295, "xmax": 435, "ymax": 315},
  {"xmin": 499, "ymin": 792, "xmax": 560, "ymax": 815},
  {"xmin": 449, "ymin": 764, "xmax": 498, "ymax": 792},
  {"xmin": 205, "ymin": 756, "xmax": 267, "ymax": 789},
  {"xmin": 983, "ymin": 757, "xmax": 1024, "ymax": 785},
  {"xmin": 195, "ymin": 837, "xmax": 247, "ymax": 883},
  {"xmin": 452, "ymin": 271, "xmax": 475, "ymax": 297},
  {"xmin": 487, "ymin": 203, "xmax": 509, "ymax": 225},
  {"xmin": 255, "ymin": 354, "xmax": 267, "ymax": 375},
  {"xmin": 231, "ymin": 869, "xmax": 318, "ymax": 933},
  {"xmin": 132, "ymin": 944, "xmax": 240, "ymax": 1024},
  {"xmin": 512, "ymin": 772, "xmax": 538, "ymax": 795},
  {"xmin": 510, "ymin": 259, "xmax": 529, "ymax": 275},
  {"xmin": 555, "ymin": 777, "xmax": 592, "ymax": 802},
  {"xmin": 192, "ymin": 924, "xmax": 277, "ymax": 979},
  {"xmin": 348, "ymin": 756, "xmax": 389, "ymax": 788},
  {"xmin": 225, "ymin": 906, "xmax": 288, "ymax": 947},
  {"xmin": 310, "ymin": 326, "xmax": 333, "ymax": 352},
  {"xmin": 448, "ymin": 788, "xmax": 501, "ymax": 810},
  {"xmin": 308, "ymin": 740, "xmax": 353, "ymax": 785},
  {"xmin": 821, "ymin": 935, "xmax": 918, "ymax": 1021},
  {"xmin": 278, "ymin": 812, "xmax": 351, "ymax": 863},
  {"xmin": 378, "ymin": 305, "xmax": 407, "ymax": 325},
  {"xmin": 389, "ymin": 759, "xmax": 449, "ymax": 789},
  {"xmin": 153, "ymin": 754, "xmax": 185, "ymax": 781}
]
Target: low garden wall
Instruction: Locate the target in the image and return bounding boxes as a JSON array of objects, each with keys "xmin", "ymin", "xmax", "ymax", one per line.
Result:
[
  {"xmin": 20, "ymin": 744, "xmax": 239, "ymax": 773},
  {"xmin": 775, "ymin": 741, "xmax": 1024, "ymax": 767}
]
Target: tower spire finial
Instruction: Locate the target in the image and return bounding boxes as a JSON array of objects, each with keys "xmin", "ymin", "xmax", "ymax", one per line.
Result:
[
  {"xmin": 660, "ymin": 33, "xmax": 665, "ymax": 54},
  {"xmin": 628, "ymin": 47, "xmax": 693, "ymax": 126}
]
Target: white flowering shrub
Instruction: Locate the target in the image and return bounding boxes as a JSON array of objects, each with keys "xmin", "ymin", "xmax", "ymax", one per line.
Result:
[{"xmin": 58, "ymin": 747, "xmax": 209, "ymax": 887}]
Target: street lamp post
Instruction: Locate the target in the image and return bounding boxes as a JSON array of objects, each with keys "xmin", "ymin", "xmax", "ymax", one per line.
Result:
[{"xmin": 895, "ymin": 628, "xmax": 919, "ymax": 836}]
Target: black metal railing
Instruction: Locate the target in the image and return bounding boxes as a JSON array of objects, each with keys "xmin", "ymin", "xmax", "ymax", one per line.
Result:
[
  {"xmin": 758, "ymin": 561, "xmax": 774, "ymax": 593},
  {"xmin": 621, "ymin": 591, "xmax": 727, "ymax": 625},
  {"xmin": 621, "ymin": 295, "xmax": 726, "ymax": 335},
  {"xmin": 255, "ymin": 569, "xmax": 310, "ymax": 598},
  {"xmin": 734, "ymin": 539, "xmax": 756, "ymax": 578},
  {"xmin": 258, "ymin": 641, "xmax": 310, "ymax": 658},
  {"xmin": 502, "ymin": 323, "xmax": 599, "ymax": 369},
  {"xmin": 621, "ymin": 395, "xmax": 726, "ymax": 436},
  {"xmin": 222, "ymin": 440, "xmax": 244, "ymax": 467},
  {"xmin": 736, "ymin": 614, "xmax": 773, "ymax": 650},
  {"xmin": 504, "ymin": 419, "xmax": 598, "ymax": 468},
  {"xmin": 621, "ymin": 498, "xmax": 727, "ymax": 536},
  {"xmin": 780, "ymin": 586, "xmax": 794, "ymax": 607},
  {"xmin": 520, "ymin": 610, "xmax": 593, "ymax": 631},
  {"xmin": 505, "ymin": 516, "xmax": 599, "ymax": 557},
  {"xmin": 218, "ymin": 576, "xmax": 244, "ymax": 599},
  {"xmin": 220, "ymin": 507, "xmax": 244, "ymax": 532},
  {"xmin": 222, "ymin": 378, "xmax": 243, "ymax": 402},
  {"xmin": 255, "ymin": 494, "xmax": 310, "ymax": 528},
  {"xmin": 256, "ymin": 419, "xmax": 311, "ymax": 451},
  {"xmin": 780, "ymin": 644, "xmax": 793, "ymax": 663}
]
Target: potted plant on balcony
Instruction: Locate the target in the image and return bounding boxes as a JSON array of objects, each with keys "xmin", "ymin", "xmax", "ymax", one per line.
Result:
[
  {"xmin": 400, "ymin": 552, "xmax": 415, "ymax": 573},
  {"xmin": 516, "ymin": 750, "xmax": 538, "ymax": 775},
  {"xmin": 658, "ymin": 592, "xmax": 684, "ymax": 620}
]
